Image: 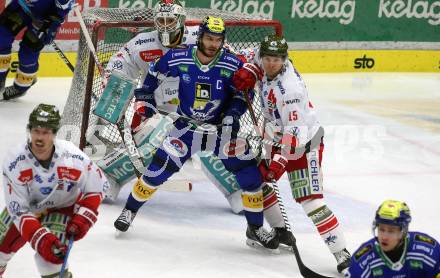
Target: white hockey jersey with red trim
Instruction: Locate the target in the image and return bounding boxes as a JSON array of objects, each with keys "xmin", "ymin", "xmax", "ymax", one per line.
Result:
[
  {"xmin": 242, "ymin": 48, "xmax": 321, "ymax": 146},
  {"xmin": 2, "ymin": 139, "xmax": 106, "ymax": 230},
  {"xmin": 105, "ymin": 26, "xmax": 199, "ymax": 105}
]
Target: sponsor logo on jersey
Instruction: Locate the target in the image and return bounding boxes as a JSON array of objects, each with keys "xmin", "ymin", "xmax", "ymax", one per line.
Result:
[
  {"xmin": 372, "ymin": 267, "xmax": 383, "ymax": 276},
  {"xmin": 113, "ymin": 60, "xmax": 123, "ymax": 70},
  {"xmin": 354, "ymin": 244, "xmax": 372, "ymax": 261},
  {"xmin": 223, "ymin": 54, "xmax": 240, "ymax": 65},
  {"xmin": 193, "ymin": 83, "xmax": 211, "ymax": 110},
  {"xmin": 163, "ymin": 137, "xmax": 188, "ymax": 158},
  {"xmin": 415, "ymin": 234, "xmax": 436, "ymax": 246},
  {"xmin": 8, "ymin": 201, "xmax": 20, "ymax": 214},
  {"xmin": 198, "ymin": 75, "xmax": 210, "ymax": 80},
  {"xmin": 40, "ymin": 187, "xmax": 53, "ymax": 195},
  {"xmin": 182, "ymin": 73, "xmax": 191, "ymax": 83},
  {"xmin": 18, "ymin": 169, "xmax": 33, "ymax": 183},
  {"xmin": 165, "ymin": 88, "xmax": 178, "ymax": 96},
  {"xmin": 139, "ymin": 49, "xmax": 163, "ymax": 62},
  {"xmin": 8, "ymin": 155, "xmax": 25, "ymax": 171},
  {"xmin": 34, "ymin": 174, "xmax": 43, "ymax": 184},
  {"xmin": 324, "ymin": 233, "xmax": 337, "ymax": 246},
  {"xmin": 179, "ymin": 65, "xmax": 189, "ymax": 72},
  {"xmin": 134, "ymin": 37, "xmax": 155, "ymax": 45},
  {"xmin": 283, "ymin": 98, "xmax": 300, "ymax": 105},
  {"xmin": 57, "ymin": 167, "xmax": 82, "ymax": 181},
  {"xmin": 172, "ymin": 51, "xmax": 187, "ymax": 58},
  {"xmin": 220, "ymin": 69, "xmax": 231, "ymax": 78},
  {"xmin": 277, "ymin": 80, "xmax": 286, "ymax": 95},
  {"xmin": 62, "ymin": 152, "xmax": 84, "ymax": 161},
  {"xmin": 409, "ymin": 260, "xmax": 423, "ymax": 270}
]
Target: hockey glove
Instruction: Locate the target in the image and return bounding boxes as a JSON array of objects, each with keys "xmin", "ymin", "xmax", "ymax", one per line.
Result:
[
  {"xmin": 66, "ymin": 206, "xmax": 98, "ymax": 241},
  {"xmin": 259, "ymin": 154, "xmax": 288, "ymax": 182},
  {"xmin": 31, "ymin": 227, "xmax": 67, "ymax": 264},
  {"xmin": 233, "ymin": 63, "xmax": 263, "ymax": 91},
  {"xmin": 32, "ymin": 14, "xmax": 64, "ymax": 45},
  {"xmin": 134, "ymin": 87, "xmax": 157, "ymax": 119},
  {"xmin": 219, "ymin": 115, "xmax": 241, "ymax": 141}
]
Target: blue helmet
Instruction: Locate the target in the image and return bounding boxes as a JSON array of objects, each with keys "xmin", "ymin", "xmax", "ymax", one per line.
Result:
[
  {"xmin": 196, "ymin": 16, "xmax": 226, "ymax": 47},
  {"xmin": 373, "ymin": 200, "xmax": 411, "ymax": 234}
]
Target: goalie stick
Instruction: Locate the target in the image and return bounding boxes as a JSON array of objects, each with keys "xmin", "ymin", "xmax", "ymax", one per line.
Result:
[
  {"xmin": 243, "ymin": 91, "xmax": 334, "ymax": 278},
  {"xmin": 75, "ymin": 6, "xmax": 190, "ymax": 192}
]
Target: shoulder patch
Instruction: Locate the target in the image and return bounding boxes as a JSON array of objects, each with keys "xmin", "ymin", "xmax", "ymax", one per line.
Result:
[
  {"xmin": 355, "ymin": 244, "xmax": 373, "ymax": 261},
  {"xmin": 415, "ymin": 234, "xmax": 436, "ymax": 247}
]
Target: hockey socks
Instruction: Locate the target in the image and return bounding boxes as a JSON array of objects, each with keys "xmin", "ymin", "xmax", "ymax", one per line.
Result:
[
  {"xmin": 125, "ymin": 177, "xmax": 158, "ymax": 212},
  {"xmin": 241, "ymin": 190, "xmax": 264, "ymax": 226}
]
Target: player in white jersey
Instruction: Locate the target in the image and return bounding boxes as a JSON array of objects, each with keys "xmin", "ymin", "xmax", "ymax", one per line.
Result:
[
  {"xmin": 100, "ymin": 0, "xmax": 243, "ymax": 213},
  {"xmin": 233, "ymin": 35, "xmax": 351, "ymax": 272},
  {"xmin": 0, "ymin": 104, "xmax": 106, "ymax": 277}
]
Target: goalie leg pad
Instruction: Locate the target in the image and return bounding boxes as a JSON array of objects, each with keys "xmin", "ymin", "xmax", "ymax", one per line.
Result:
[{"xmin": 302, "ymin": 199, "xmax": 346, "ymax": 253}]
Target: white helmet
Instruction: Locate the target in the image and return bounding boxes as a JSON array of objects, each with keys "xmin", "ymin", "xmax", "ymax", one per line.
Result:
[{"xmin": 154, "ymin": 0, "xmax": 186, "ymax": 47}]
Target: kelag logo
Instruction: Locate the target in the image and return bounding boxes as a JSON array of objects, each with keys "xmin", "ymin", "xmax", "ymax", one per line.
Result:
[{"xmin": 354, "ymin": 55, "xmax": 375, "ymax": 69}]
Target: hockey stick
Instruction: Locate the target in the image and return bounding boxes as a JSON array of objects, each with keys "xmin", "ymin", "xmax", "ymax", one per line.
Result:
[
  {"xmin": 156, "ymin": 107, "xmax": 324, "ymax": 153},
  {"xmin": 59, "ymin": 235, "xmax": 74, "ymax": 278},
  {"xmin": 242, "ymin": 91, "xmax": 334, "ymax": 278},
  {"xmin": 75, "ymin": 7, "xmax": 190, "ymax": 192},
  {"xmin": 17, "ymin": 0, "xmax": 75, "ymax": 72}
]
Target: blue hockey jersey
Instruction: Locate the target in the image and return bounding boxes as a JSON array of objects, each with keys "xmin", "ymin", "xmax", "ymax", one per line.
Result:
[
  {"xmin": 346, "ymin": 231, "xmax": 440, "ymax": 278},
  {"xmin": 10, "ymin": 0, "xmax": 74, "ymax": 20},
  {"xmin": 140, "ymin": 44, "xmax": 247, "ymax": 125}
]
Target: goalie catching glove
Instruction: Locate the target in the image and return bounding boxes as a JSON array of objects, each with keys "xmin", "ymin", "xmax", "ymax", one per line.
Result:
[{"xmin": 233, "ymin": 63, "xmax": 263, "ymax": 91}]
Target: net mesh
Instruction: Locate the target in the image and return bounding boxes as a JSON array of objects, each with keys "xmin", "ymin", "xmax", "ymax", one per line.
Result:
[{"xmin": 61, "ymin": 7, "xmax": 281, "ymax": 157}]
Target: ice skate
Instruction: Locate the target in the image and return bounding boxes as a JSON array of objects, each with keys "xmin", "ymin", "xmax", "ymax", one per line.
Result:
[
  {"xmin": 274, "ymin": 227, "xmax": 296, "ymax": 250},
  {"xmin": 3, "ymin": 85, "xmax": 28, "ymax": 100},
  {"xmin": 334, "ymin": 248, "xmax": 351, "ymax": 273},
  {"xmin": 114, "ymin": 208, "xmax": 137, "ymax": 233},
  {"xmin": 246, "ymin": 224, "xmax": 279, "ymax": 254}
]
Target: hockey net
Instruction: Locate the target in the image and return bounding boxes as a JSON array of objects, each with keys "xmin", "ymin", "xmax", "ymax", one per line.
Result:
[{"xmin": 61, "ymin": 7, "xmax": 282, "ymax": 158}]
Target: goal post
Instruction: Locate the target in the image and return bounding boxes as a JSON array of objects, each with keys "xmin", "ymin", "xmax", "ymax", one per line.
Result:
[{"xmin": 61, "ymin": 7, "xmax": 282, "ymax": 158}]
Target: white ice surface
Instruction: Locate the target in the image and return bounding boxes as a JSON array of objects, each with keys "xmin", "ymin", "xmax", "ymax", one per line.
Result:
[{"xmin": 0, "ymin": 73, "xmax": 439, "ymax": 277}]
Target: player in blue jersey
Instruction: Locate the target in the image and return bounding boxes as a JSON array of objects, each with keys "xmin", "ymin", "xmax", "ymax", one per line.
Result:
[
  {"xmin": 0, "ymin": 0, "xmax": 73, "ymax": 100},
  {"xmin": 113, "ymin": 16, "xmax": 280, "ymax": 251},
  {"xmin": 345, "ymin": 200, "xmax": 440, "ymax": 277}
]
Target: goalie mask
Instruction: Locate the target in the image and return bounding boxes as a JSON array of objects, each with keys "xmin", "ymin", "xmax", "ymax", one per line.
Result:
[
  {"xmin": 154, "ymin": 0, "xmax": 186, "ymax": 47},
  {"xmin": 372, "ymin": 200, "xmax": 411, "ymax": 238},
  {"xmin": 28, "ymin": 103, "xmax": 61, "ymax": 133},
  {"xmin": 260, "ymin": 34, "xmax": 288, "ymax": 59}
]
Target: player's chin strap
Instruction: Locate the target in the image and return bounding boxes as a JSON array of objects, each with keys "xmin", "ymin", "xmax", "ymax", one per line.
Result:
[{"xmin": 243, "ymin": 90, "xmax": 335, "ymax": 278}]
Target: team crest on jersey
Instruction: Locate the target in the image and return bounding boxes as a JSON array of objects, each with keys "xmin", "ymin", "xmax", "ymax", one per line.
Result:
[
  {"xmin": 193, "ymin": 83, "xmax": 211, "ymax": 110},
  {"xmin": 57, "ymin": 167, "xmax": 81, "ymax": 181},
  {"xmin": 139, "ymin": 50, "xmax": 163, "ymax": 62},
  {"xmin": 18, "ymin": 169, "xmax": 33, "ymax": 183},
  {"xmin": 163, "ymin": 137, "xmax": 188, "ymax": 158},
  {"xmin": 182, "ymin": 73, "xmax": 191, "ymax": 83}
]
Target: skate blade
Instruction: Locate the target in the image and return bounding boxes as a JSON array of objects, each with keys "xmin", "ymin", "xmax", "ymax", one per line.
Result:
[
  {"xmin": 115, "ymin": 229, "xmax": 126, "ymax": 238},
  {"xmin": 246, "ymin": 239, "xmax": 280, "ymax": 254},
  {"xmin": 279, "ymin": 243, "xmax": 294, "ymax": 252}
]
